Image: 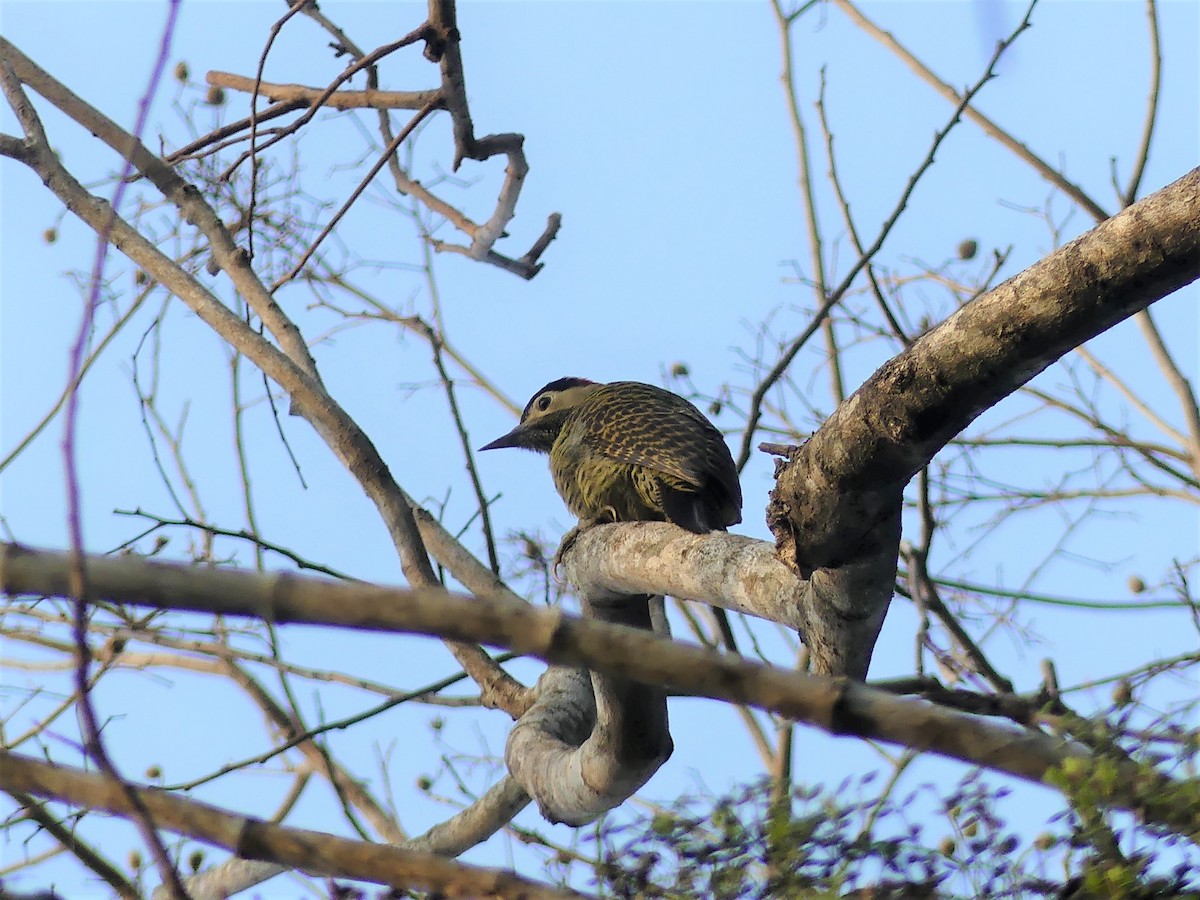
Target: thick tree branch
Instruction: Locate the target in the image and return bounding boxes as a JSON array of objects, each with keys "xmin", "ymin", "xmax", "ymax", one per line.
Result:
[
  {"xmin": 6, "ymin": 540, "xmax": 1199, "ymax": 839},
  {"xmin": 563, "ymin": 526, "xmax": 799, "ymax": 626},
  {"xmin": 767, "ymin": 166, "xmax": 1200, "ymax": 663},
  {"xmin": 562, "ymin": 522, "xmax": 893, "ymax": 679},
  {"xmin": 0, "ymin": 752, "xmax": 585, "ymax": 900},
  {"xmin": 505, "ymin": 667, "xmax": 598, "ymax": 823}
]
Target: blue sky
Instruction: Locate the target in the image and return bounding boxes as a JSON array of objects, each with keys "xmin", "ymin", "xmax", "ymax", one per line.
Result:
[{"xmin": 1, "ymin": 1, "xmax": 1198, "ymax": 894}]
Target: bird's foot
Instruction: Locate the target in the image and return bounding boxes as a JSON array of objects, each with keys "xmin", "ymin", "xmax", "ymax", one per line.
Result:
[
  {"xmin": 552, "ymin": 511, "xmax": 617, "ymax": 577},
  {"xmin": 552, "ymin": 525, "xmax": 583, "ymax": 577}
]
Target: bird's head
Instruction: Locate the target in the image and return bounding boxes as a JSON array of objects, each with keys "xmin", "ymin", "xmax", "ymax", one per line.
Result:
[{"xmin": 479, "ymin": 377, "xmax": 600, "ymax": 454}]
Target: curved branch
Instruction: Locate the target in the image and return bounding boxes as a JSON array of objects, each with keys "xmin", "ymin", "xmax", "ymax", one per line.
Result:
[
  {"xmin": 421, "ymin": 0, "xmax": 560, "ymax": 278},
  {"xmin": 769, "ymin": 166, "xmax": 1200, "ymax": 578},
  {"xmin": 506, "ymin": 597, "xmax": 672, "ymax": 826},
  {"xmin": 562, "ymin": 523, "xmax": 893, "ymax": 679}
]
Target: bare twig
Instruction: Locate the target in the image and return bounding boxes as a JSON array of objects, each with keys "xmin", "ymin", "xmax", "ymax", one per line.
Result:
[
  {"xmin": 1132, "ymin": 309, "xmax": 1200, "ymax": 479},
  {"xmin": 737, "ymin": 4, "xmax": 1034, "ymax": 468},
  {"xmin": 768, "ymin": 1, "xmax": 838, "ymax": 404},
  {"xmin": 0, "ymin": 39, "xmax": 190, "ymax": 899},
  {"xmin": 1122, "ymin": 0, "xmax": 1161, "ymax": 206},
  {"xmin": 10, "ymin": 792, "xmax": 139, "ymax": 900},
  {"xmin": 833, "ymin": 0, "xmax": 1108, "ymax": 221},
  {"xmin": 815, "ymin": 70, "xmax": 910, "ymax": 345},
  {"xmin": 901, "ymin": 542, "xmax": 1015, "ymax": 694},
  {"xmin": 271, "ymin": 93, "xmax": 442, "ymax": 289},
  {"xmin": 209, "ymin": 70, "xmax": 440, "ymax": 110}
]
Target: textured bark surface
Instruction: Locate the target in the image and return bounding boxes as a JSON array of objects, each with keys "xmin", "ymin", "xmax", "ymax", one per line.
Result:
[
  {"xmin": 505, "ymin": 668, "xmax": 600, "ymax": 824},
  {"xmin": 562, "ymin": 526, "xmax": 800, "ymax": 626},
  {"xmin": 505, "ymin": 598, "xmax": 673, "ymax": 826},
  {"xmin": 561, "ymin": 522, "xmax": 895, "ymax": 679},
  {"xmin": 765, "ymin": 167, "xmax": 1200, "ymax": 676}
]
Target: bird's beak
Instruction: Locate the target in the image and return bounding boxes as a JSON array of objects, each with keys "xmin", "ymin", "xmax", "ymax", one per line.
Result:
[{"xmin": 478, "ymin": 425, "xmax": 526, "ymax": 452}]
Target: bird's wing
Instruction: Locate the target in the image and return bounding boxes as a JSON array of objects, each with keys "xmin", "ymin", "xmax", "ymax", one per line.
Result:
[{"xmin": 576, "ymin": 384, "xmax": 736, "ymax": 495}]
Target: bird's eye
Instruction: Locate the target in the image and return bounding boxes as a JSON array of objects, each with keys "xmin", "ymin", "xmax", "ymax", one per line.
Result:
[{"xmin": 536, "ymin": 394, "xmax": 552, "ymax": 412}]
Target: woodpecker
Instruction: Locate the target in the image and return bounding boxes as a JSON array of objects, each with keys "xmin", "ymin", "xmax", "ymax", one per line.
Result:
[{"xmin": 480, "ymin": 378, "xmax": 743, "ymax": 648}]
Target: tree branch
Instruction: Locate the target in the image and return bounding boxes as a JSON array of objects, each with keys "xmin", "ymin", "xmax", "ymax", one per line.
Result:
[
  {"xmin": 6, "ymin": 539, "xmax": 1199, "ymax": 839},
  {"xmin": 506, "ymin": 596, "xmax": 673, "ymax": 825},
  {"xmin": 767, "ymin": 167, "xmax": 1200, "ymax": 664},
  {"xmin": 207, "ymin": 70, "xmax": 441, "ymax": 110},
  {"xmin": 0, "ymin": 752, "xmax": 585, "ymax": 900},
  {"xmin": 0, "ymin": 35, "xmax": 528, "ymax": 715}
]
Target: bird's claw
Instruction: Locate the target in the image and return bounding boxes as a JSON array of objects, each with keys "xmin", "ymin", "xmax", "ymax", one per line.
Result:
[
  {"xmin": 553, "ymin": 512, "xmax": 617, "ymax": 578},
  {"xmin": 552, "ymin": 524, "xmax": 584, "ymax": 578}
]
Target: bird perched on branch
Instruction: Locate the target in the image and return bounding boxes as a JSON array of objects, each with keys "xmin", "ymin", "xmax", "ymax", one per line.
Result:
[{"xmin": 480, "ymin": 377, "xmax": 743, "ymax": 649}]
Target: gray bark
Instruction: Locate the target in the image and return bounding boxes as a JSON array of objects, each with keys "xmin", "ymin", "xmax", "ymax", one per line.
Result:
[{"xmin": 766, "ymin": 165, "xmax": 1200, "ymax": 667}]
